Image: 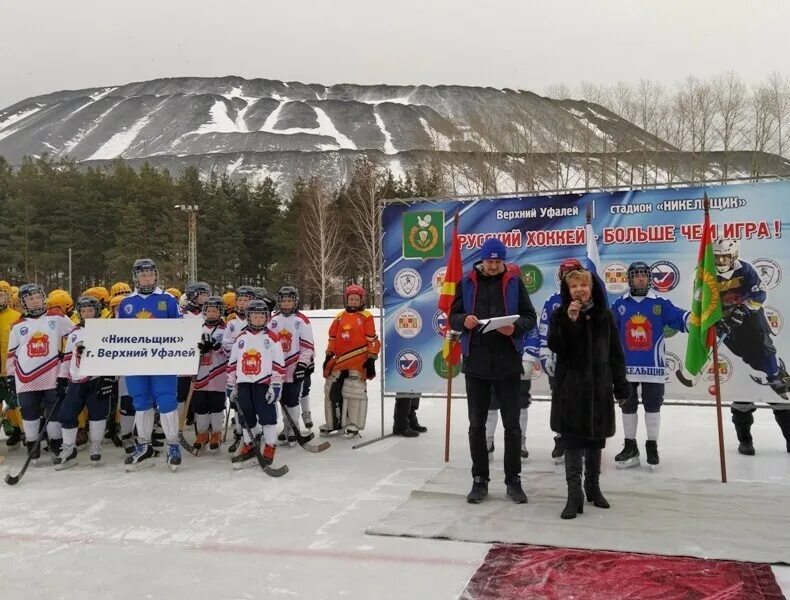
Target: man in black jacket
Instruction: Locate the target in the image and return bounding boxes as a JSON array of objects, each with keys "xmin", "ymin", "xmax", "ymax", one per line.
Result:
[{"xmin": 449, "ymin": 238, "xmax": 537, "ymax": 504}]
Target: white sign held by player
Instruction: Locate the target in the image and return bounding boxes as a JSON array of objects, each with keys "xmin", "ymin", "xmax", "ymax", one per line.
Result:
[{"xmin": 79, "ymin": 319, "xmax": 203, "ymax": 376}]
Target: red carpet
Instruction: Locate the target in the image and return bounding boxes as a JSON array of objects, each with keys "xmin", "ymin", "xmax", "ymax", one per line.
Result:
[{"xmin": 461, "ymin": 544, "xmax": 785, "ymax": 600}]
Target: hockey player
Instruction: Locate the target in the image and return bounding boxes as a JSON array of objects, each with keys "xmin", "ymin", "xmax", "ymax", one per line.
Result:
[
  {"xmin": 119, "ymin": 259, "xmax": 183, "ymax": 471},
  {"xmin": 193, "ymin": 296, "xmax": 227, "ymax": 452},
  {"xmin": 321, "ymin": 284, "xmax": 381, "ymax": 437},
  {"xmin": 225, "ymin": 299, "xmax": 284, "ymax": 467},
  {"xmin": 611, "ymin": 261, "xmax": 689, "ymax": 468},
  {"xmin": 55, "ymin": 296, "xmax": 114, "ymax": 468},
  {"xmin": 179, "ymin": 282, "xmax": 211, "ymax": 425},
  {"xmin": 539, "ymin": 258, "xmax": 583, "ymax": 463},
  {"xmin": 712, "ymin": 237, "xmax": 790, "ymax": 455},
  {"xmin": 268, "ymin": 286, "xmax": 315, "ymax": 444},
  {"xmin": 0, "ymin": 281, "xmax": 23, "ymax": 449},
  {"xmin": 82, "ymin": 287, "xmax": 111, "ymax": 319},
  {"xmin": 222, "ymin": 285, "xmax": 256, "ymax": 453},
  {"xmin": 110, "ymin": 282, "xmax": 132, "ymax": 299},
  {"xmin": 223, "ymin": 291, "xmax": 236, "ymax": 320},
  {"xmin": 6, "ymin": 284, "xmax": 73, "ymax": 462},
  {"xmin": 486, "ymin": 325, "xmax": 539, "ymax": 459},
  {"xmin": 46, "ymin": 289, "xmax": 74, "ymax": 319}
]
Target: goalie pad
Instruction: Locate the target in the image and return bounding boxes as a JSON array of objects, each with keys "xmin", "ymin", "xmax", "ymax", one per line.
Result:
[
  {"xmin": 323, "ymin": 371, "xmax": 347, "ymax": 431},
  {"xmin": 341, "ymin": 373, "xmax": 368, "ymax": 431}
]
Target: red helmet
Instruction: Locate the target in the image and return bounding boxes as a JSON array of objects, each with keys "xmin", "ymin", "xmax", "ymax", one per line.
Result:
[
  {"xmin": 344, "ymin": 284, "xmax": 366, "ymax": 303},
  {"xmin": 557, "ymin": 258, "xmax": 583, "ymax": 282}
]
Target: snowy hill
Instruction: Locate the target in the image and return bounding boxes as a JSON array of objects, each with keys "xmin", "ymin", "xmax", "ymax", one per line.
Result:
[{"xmin": 1, "ymin": 76, "xmax": 788, "ymax": 192}]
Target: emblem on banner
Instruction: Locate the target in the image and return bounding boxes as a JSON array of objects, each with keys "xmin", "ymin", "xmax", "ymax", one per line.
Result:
[
  {"xmin": 753, "ymin": 258, "xmax": 782, "ymax": 290},
  {"xmin": 402, "ymin": 211, "xmax": 444, "ymax": 259},
  {"xmin": 396, "ymin": 350, "xmax": 422, "ymax": 379},
  {"xmin": 650, "ymin": 261, "xmax": 680, "ymax": 293},
  {"xmin": 604, "ymin": 263, "xmax": 629, "ymax": 295},
  {"xmin": 394, "ymin": 268, "xmax": 422, "ymax": 298},
  {"xmin": 432, "ymin": 267, "xmax": 447, "ymax": 294},
  {"xmin": 395, "ymin": 309, "xmax": 422, "ymax": 338},
  {"xmin": 432, "ymin": 350, "xmax": 461, "ymax": 379},
  {"xmin": 764, "ymin": 305, "xmax": 783, "ymax": 335},
  {"xmin": 520, "ymin": 264, "xmax": 543, "ymax": 294},
  {"xmin": 664, "ymin": 351, "xmax": 681, "ymax": 384},
  {"xmin": 705, "ymin": 353, "xmax": 733, "ymax": 384}
]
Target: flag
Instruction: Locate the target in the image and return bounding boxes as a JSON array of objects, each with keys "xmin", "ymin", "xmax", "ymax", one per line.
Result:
[
  {"xmin": 684, "ymin": 196, "xmax": 723, "ymax": 376},
  {"xmin": 439, "ymin": 215, "xmax": 462, "ymax": 366},
  {"xmin": 584, "ymin": 221, "xmax": 602, "ymax": 276}
]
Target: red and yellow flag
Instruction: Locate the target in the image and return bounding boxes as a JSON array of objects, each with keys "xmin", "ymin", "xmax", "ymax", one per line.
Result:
[{"xmin": 439, "ymin": 216, "xmax": 462, "ymax": 365}]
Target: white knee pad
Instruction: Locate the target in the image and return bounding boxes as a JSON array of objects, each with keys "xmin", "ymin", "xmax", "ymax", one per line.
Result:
[
  {"xmin": 323, "ymin": 372, "xmax": 341, "ymax": 427},
  {"xmin": 88, "ymin": 420, "xmax": 106, "ymax": 444},
  {"xmin": 46, "ymin": 420, "xmax": 62, "ymax": 441},
  {"xmin": 342, "ymin": 374, "xmax": 368, "ymax": 431}
]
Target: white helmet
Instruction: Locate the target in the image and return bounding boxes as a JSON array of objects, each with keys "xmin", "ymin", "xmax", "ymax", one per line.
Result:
[{"xmin": 712, "ymin": 237, "xmax": 739, "ymax": 274}]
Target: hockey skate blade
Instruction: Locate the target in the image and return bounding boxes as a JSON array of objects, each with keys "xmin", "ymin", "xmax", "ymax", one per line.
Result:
[
  {"xmin": 615, "ymin": 457, "xmax": 641, "ymax": 469},
  {"xmin": 54, "ymin": 460, "xmax": 78, "ymax": 471},
  {"xmin": 232, "ymin": 459, "xmax": 256, "ymax": 470},
  {"xmin": 124, "ymin": 460, "xmax": 155, "ymax": 472}
]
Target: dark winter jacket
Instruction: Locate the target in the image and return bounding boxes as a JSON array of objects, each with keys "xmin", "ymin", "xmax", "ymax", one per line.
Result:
[
  {"xmin": 449, "ymin": 262, "xmax": 537, "ymax": 380},
  {"xmin": 548, "ymin": 272, "xmax": 630, "ymax": 444}
]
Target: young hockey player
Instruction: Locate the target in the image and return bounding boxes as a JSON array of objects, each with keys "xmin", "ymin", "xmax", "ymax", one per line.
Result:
[
  {"xmin": 539, "ymin": 258, "xmax": 583, "ymax": 464},
  {"xmin": 0, "ymin": 281, "xmax": 23, "ymax": 450},
  {"xmin": 713, "ymin": 237, "xmax": 790, "ymax": 454},
  {"xmin": 223, "ymin": 285, "xmax": 256, "ymax": 453},
  {"xmin": 118, "ymin": 259, "xmax": 182, "ymax": 471},
  {"xmin": 46, "ymin": 289, "xmax": 74, "ymax": 320},
  {"xmin": 6, "ymin": 284, "xmax": 73, "ymax": 462},
  {"xmin": 193, "ymin": 296, "xmax": 227, "ymax": 452},
  {"xmin": 611, "ymin": 261, "xmax": 688, "ymax": 468},
  {"xmin": 179, "ymin": 282, "xmax": 211, "ymax": 426},
  {"xmin": 486, "ymin": 325, "xmax": 540, "ymax": 459},
  {"xmin": 268, "ymin": 286, "xmax": 315, "ymax": 445},
  {"xmin": 55, "ymin": 296, "xmax": 114, "ymax": 468},
  {"xmin": 82, "ymin": 287, "xmax": 111, "ymax": 319},
  {"xmin": 321, "ymin": 284, "xmax": 381, "ymax": 437},
  {"xmin": 225, "ymin": 299, "xmax": 284, "ymax": 467}
]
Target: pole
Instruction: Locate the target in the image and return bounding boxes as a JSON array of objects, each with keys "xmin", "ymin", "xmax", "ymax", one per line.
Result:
[
  {"xmin": 68, "ymin": 248, "xmax": 72, "ymax": 298},
  {"xmin": 443, "ymin": 340, "xmax": 455, "ymax": 462},
  {"xmin": 188, "ymin": 210, "xmax": 197, "ymax": 283},
  {"xmin": 711, "ymin": 328, "xmax": 728, "ymax": 483}
]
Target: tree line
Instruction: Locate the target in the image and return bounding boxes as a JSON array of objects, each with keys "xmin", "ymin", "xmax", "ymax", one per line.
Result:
[{"xmin": 0, "ymin": 155, "xmax": 441, "ymax": 308}]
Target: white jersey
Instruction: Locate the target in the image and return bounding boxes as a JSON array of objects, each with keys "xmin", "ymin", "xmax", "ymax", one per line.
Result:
[
  {"xmin": 183, "ymin": 308, "xmax": 204, "ymax": 321},
  {"xmin": 222, "ymin": 316, "xmax": 247, "ymax": 355},
  {"xmin": 268, "ymin": 311, "xmax": 315, "ymax": 383},
  {"xmin": 7, "ymin": 313, "xmax": 73, "ymax": 393},
  {"xmin": 58, "ymin": 325, "xmax": 95, "ymax": 383},
  {"xmin": 226, "ymin": 328, "xmax": 285, "ymax": 387},
  {"xmin": 195, "ymin": 321, "xmax": 228, "ymax": 392}
]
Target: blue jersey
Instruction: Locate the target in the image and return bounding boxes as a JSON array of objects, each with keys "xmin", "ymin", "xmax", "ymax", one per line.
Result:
[
  {"xmin": 611, "ymin": 291, "xmax": 689, "ymax": 383},
  {"xmin": 538, "ymin": 291, "xmax": 562, "ymax": 368},
  {"xmin": 118, "ymin": 288, "xmax": 181, "ymax": 320},
  {"xmin": 717, "ymin": 260, "xmax": 766, "ymax": 311}
]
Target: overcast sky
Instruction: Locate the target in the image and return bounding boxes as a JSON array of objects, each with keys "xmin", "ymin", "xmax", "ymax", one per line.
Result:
[{"xmin": 2, "ymin": 0, "xmax": 789, "ymax": 108}]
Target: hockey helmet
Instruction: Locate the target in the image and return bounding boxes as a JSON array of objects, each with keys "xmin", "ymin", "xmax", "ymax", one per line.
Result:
[
  {"xmin": 165, "ymin": 287, "xmax": 181, "ymax": 299},
  {"xmin": 185, "ymin": 281, "xmax": 212, "ymax": 308},
  {"xmin": 344, "ymin": 284, "xmax": 366, "ymax": 312},
  {"xmin": 110, "ymin": 281, "xmax": 132, "ymax": 298},
  {"xmin": 277, "ymin": 285, "xmax": 299, "ymax": 316},
  {"xmin": 627, "ymin": 261, "xmax": 652, "ymax": 296},
  {"xmin": 0, "ymin": 280, "xmax": 11, "ymax": 309},
  {"xmin": 222, "ymin": 291, "xmax": 236, "ymax": 313},
  {"xmin": 109, "ymin": 294, "xmax": 124, "ymax": 317},
  {"xmin": 234, "ymin": 286, "xmax": 256, "ymax": 317},
  {"xmin": 712, "ymin": 237, "xmax": 739, "ymax": 274},
  {"xmin": 19, "ymin": 283, "xmax": 47, "ymax": 318},
  {"xmin": 202, "ymin": 295, "xmax": 225, "ymax": 324},
  {"xmin": 75, "ymin": 295, "xmax": 102, "ymax": 324},
  {"xmin": 132, "ymin": 259, "xmax": 158, "ymax": 294},
  {"xmin": 83, "ymin": 286, "xmax": 110, "ymax": 306},
  {"xmin": 246, "ymin": 299, "xmax": 271, "ymax": 331},
  {"xmin": 47, "ymin": 289, "xmax": 74, "ymax": 316},
  {"xmin": 557, "ymin": 258, "xmax": 583, "ymax": 284}
]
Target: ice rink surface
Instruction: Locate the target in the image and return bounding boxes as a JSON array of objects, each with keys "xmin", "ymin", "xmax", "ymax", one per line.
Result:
[{"xmin": 1, "ymin": 312, "xmax": 788, "ymax": 599}]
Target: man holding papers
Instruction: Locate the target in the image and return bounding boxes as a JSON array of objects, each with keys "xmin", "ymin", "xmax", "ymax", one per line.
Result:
[{"xmin": 449, "ymin": 238, "xmax": 537, "ymax": 505}]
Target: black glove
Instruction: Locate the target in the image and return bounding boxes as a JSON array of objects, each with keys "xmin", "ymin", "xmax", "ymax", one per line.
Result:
[
  {"xmin": 98, "ymin": 377, "xmax": 114, "ymax": 400},
  {"xmin": 56, "ymin": 377, "xmax": 69, "ymax": 400},
  {"xmin": 323, "ymin": 353, "xmax": 334, "ymax": 371},
  {"xmin": 293, "ymin": 362, "xmax": 307, "ymax": 383},
  {"xmin": 306, "ymin": 360, "xmax": 315, "ymax": 375},
  {"xmin": 5, "ymin": 375, "xmax": 14, "ymax": 395},
  {"xmin": 75, "ymin": 343, "xmax": 85, "ymax": 356},
  {"xmin": 364, "ymin": 357, "xmax": 376, "ymax": 379},
  {"xmin": 211, "ymin": 340, "xmax": 222, "ymax": 351},
  {"xmin": 726, "ymin": 304, "xmax": 750, "ymax": 329},
  {"xmin": 198, "ymin": 333, "xmax": 214, "ymax": 354}
]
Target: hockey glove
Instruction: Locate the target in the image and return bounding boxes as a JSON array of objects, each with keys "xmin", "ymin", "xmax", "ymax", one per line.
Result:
[
  {"xmin": 293, "ymin": 362, "xmax": 308, "ymax": 383},
  {"xmin": 4, "ymin": 375, "xmax": 14, "ymax": 395},
  {"xmin": 198, "ymin": 333, "xmax": 214, "ymax": 354},
  {"xmin": 56, "ymin": 377, "xmax": 69, "ymax": 401},
  {"xmin": 306, "ymin": 360, "xmax": 315, "ymax": 375},
  {"xmin": 364, "ymin": 357, "xmax": 376, "ymax": 379},
  {"xmin": 75, "ymin": 343, "xmax": 85, "ymax": 356},
  {"xmin": 265, "ymin": 384, "xmax": 282, "ymax": 405},
  {"xmin": 98, "ymin": 377, "xmax": 114, "ymax": 401},
  {"xmin": 727, "ymin": 304, "xmax": 750, "ymax": 329}
]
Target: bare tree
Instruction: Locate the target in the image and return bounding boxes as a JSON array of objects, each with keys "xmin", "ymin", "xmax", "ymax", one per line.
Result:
[
  {"xmin": 765, "ymin": 71, "xmax": 790, "ymax": 158},
  {"xmin": 712, "ymin": 71, "xmax": 747, "ymax": 179},
  {"xmin": 300, "ymin": 178, "xmax": 345, "ymax": 309},
  {"xmin": 749, "ymin": 83, "xmax": 781, "ymax": 176}
]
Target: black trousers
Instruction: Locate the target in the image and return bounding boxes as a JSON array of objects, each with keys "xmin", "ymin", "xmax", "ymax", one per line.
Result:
[
  {"xmin": 466, "ymin": 374, "xmax": 521, "ymax": 481},
  {"xmin": 393, "ymin": 393, "xmax": 421, "ymax": 431}
]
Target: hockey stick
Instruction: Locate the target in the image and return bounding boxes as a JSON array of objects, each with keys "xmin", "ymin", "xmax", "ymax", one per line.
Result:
[
  {"xmin": 676, "ymin": 333, "xmax": 728, "ymax": 387},
  {"xmin": 222, "ymin": 397, "xmax": 231, "ymax": 443},
  {"xmin": 178, "ymin": 380, "xmax": 199, "ymax": 456},
  {"xmin": 233, "ymin": 393, "xmax": 288, "ymax": 478},
  {"xmin": 279, "ymin": 399, "xmax": 330, "ymax": 453},
  {"xmin": 5, "ymin": 393, "xmax": 65, "ymax": 486}
]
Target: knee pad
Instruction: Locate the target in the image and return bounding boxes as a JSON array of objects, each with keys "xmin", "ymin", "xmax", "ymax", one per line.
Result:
[
  {"xmin": 324, "ymin": 372, "xmax": 343, "ymax": 428},
  {"xmin": 341, "ymin": 374, "xmax": 368, "ymax": 430}
]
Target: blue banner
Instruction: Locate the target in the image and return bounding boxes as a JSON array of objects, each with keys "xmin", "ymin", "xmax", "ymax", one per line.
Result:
[{"xmin": 382, "ymin": 181, "xmax": 789, "ymax": 403}]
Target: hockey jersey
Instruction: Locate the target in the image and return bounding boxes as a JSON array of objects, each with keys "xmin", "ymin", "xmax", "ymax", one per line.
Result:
[
  {"xmin": 195, "ymin": 321, "xmax": 228, "ymax": 392},
  {"xmin": 326, "ymin": 309, "xmax": 381, "ymax": 374},
  {"xmin": 538, "ymin": 291, "xmax": 562, "ymax": 371},
  {"xmin": 58, "ymin": 325, "xmax": 94, "ymax": 383},
  {"xmin": 611, "ymin": 290, "xmax": 689, "ymax": 383},
  {"xmin": 118, "ymin": 288, "xmax": 181, "ymax": 320},
  {"xmin": 268, "ymin": 311, "xmax": 315, "ymax": 383},
  {"xmin": 222, "ymin": 316, "xmax": 247, "ymax": 355},
  {"xmin": 7, "ymin": 313, "xmax": 73, "ymax": 392},
  {"xmin": 226, "ymin": 328, "xmax": 285, "ymax": 387},
  {"xmin": 717, "ymin": 259, "xmax": 766, "ymax": 312}
]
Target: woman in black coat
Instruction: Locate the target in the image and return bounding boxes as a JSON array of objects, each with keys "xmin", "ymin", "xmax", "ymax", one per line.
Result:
[{"xmin": 548, "ymin": 268, "xmax": 631, "ymax": 519}]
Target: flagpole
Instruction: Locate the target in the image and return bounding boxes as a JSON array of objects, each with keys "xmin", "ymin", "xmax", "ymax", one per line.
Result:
[
  {"xmin": 443, "ymin": 212, "xmax": 461, "ymax": 463},
  {"xmin": 711, "ymin": 327, "xmax": 728, "ymax": 483}
]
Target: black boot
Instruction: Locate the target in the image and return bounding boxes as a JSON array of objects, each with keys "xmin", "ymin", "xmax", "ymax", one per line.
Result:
[
  {"xmin": 551, "ymin": 435, "xmax": 565, "ymax": 464},
  {"xmin": 505, "ymin": 475, "xmax": 528, "ymax": 504},
  {"xmin": 561, "ymin": 448, "xmax": 584, "ymax": 519},
  {"xmin": 466, "ymin": 476, "xmax": 489, "ymax": 504},
  {"xmin": 732, "ymin": 410, "xmax": 755, "ymax": 455},
  {"xmin": 583, "ymin": 448, "xmax": 609, "ymax": 509},
  {"xmin": 5, "ymin": 427, "xmax": 22, "ymax": 449},
  {"xmin": 392, "ymin": 395, "xmax": 419, "ymax": 437},
  {"xmin": 408, "ymin": 396, "xmax": 427, "ymax": 433},
  {"xmin": 773, "ymin": 410, "xmax": 790, "ymax": 453}
]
